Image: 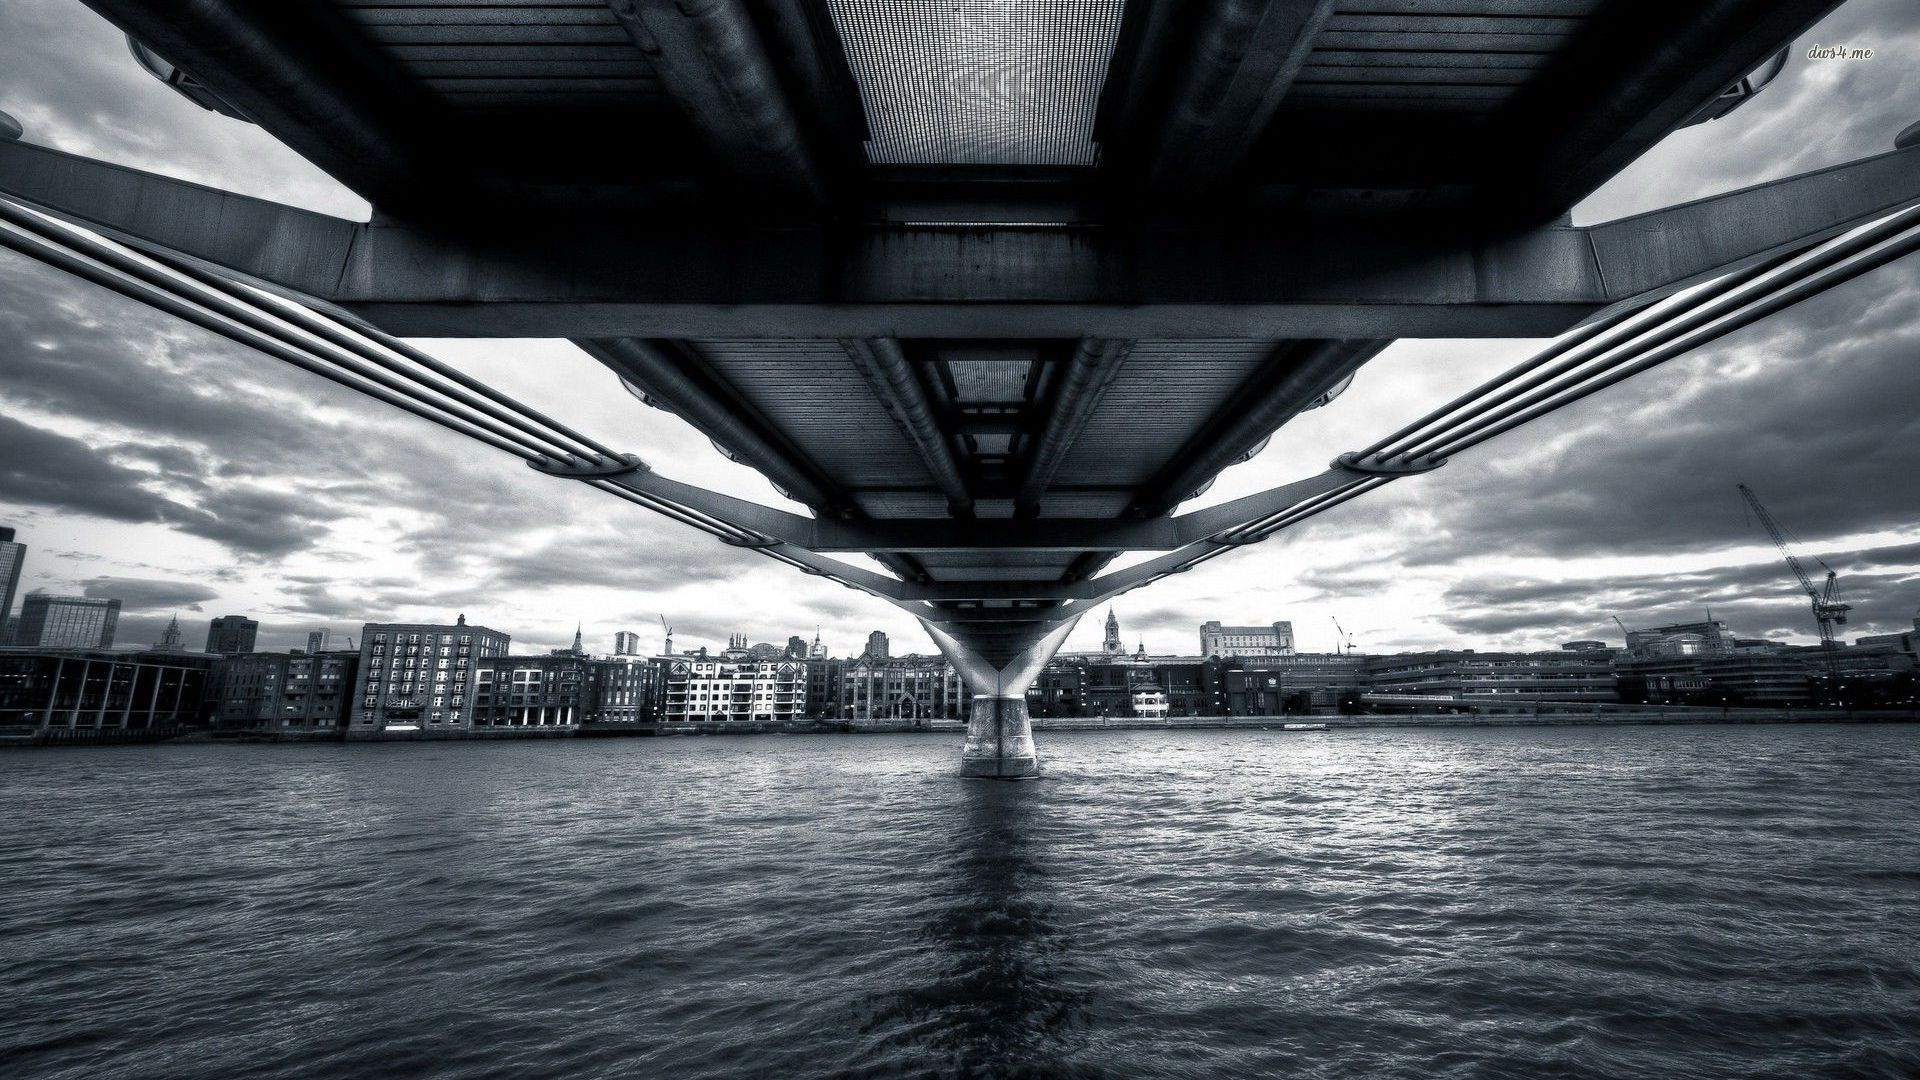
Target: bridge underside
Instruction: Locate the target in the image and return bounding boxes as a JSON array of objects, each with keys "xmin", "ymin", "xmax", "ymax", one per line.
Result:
[{"xmin": 6, "ymin": 0, "xmax": 1915, "ymax": 777}]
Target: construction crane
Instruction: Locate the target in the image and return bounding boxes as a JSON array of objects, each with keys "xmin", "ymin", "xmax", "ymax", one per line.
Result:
[
  {"xmin": 659, "ymin": 614, "xmax": 674, "ymax": 657},
  {"xmin": 1331, "ymin": 616, "xmax": 1355, "ymax": 655},
  {"xmin": 1737, "ymin": 483, "xmax": 1850, "ymax": 694},
  {"xmin": 1611, "ymin": 615, "xmax": 1632, "ymax": 641}
]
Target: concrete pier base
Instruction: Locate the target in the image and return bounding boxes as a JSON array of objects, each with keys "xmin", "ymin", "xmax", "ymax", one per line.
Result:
[{"xmin": 961, "ymin": 696, "xmax": 1040, "ymax": 779}]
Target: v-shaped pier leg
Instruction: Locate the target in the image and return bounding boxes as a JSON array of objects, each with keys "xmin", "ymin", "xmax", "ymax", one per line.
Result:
[{"xmin": 921, "ymin": 617, "xmax": 1080, "ymax": 780}]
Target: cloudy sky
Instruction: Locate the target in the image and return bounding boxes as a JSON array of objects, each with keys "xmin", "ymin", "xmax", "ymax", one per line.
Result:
[{"xmin": 2, "ymin": 0, "xmax": 1918, "ymax": 658}]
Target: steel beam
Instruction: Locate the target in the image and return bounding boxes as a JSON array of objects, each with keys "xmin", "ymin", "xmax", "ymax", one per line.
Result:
[
  {"xmin": 608, "ymin": 0, "xmax": 826, "ymax": 209},
  {"xmin": 1014, "ymin": 338, "xmax": 1132, "ymax": 517},
  {"xmin": 840, "ymin": 338, "xmax": 973, "ymax": 517},
  {"xmin": 608, "ymin": 463, "xmax": 1362, "ymax": 554},
  {"xmin": 9, "ymin": 141, "xmax": 1920, "ymax": 338}
]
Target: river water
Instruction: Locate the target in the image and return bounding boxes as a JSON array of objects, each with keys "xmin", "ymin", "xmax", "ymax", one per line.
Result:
[{"xmin": 2, "ymin": 725, "xmax": 1917, "ymax": 1078}]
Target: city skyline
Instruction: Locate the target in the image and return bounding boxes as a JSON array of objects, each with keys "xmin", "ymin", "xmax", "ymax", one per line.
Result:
[{"xmin": 3, "ymin": 0, "xmax": 1920, "ymax": 661}]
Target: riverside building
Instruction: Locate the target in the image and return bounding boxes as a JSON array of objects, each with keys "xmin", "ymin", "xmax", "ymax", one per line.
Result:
[
  {"xmin": 0, "ymin": 647, "xmax": 214, "ymax": 733},
  {"xmin": 210, "ymin": 649, "xmax": 359, "ymax": 731},
  {"xmin": 1225, "ymin": 653, "xmax": 1368, "ymax": 714},
  {"xmin": 1364, "ymin": 650, "xmax": 1615, "ymax": 704},
  {"xmin": 351, "ymin": 615, "xmax": 509, "ymax": 734},
  {"xmin": 840, "ymin": 655, "xmax": 964, "ymax": 721},
  {"xmin": 584, "ymin": 654, "xmax": 659, "ymax": 725},
  {"xmin": 473, "ymin": 654, "xmax": 589, "ymax": 729},
  {"xmin": 661, "ymin": 645, "xmax": 806, "ymax": 723}
]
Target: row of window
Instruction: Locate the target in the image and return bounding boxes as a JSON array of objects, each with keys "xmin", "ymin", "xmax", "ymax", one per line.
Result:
[{"xmin": 372, "ymin": 632, "xmax": 478, "ymax": 646}]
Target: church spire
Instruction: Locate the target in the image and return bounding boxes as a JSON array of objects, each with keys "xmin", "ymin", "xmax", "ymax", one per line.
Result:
[
  {"xmin": 571, "ymin": 622, "xmax": 584, "ymax": 656},
  {"xmin": 1103, "ymin": 607, "xmax": 1123, "ymax": 657}
]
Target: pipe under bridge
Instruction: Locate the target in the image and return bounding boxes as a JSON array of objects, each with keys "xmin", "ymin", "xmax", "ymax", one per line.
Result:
[{"xmin": 4, "ymin": 0, "xmax": 1918, "ymax": 777}]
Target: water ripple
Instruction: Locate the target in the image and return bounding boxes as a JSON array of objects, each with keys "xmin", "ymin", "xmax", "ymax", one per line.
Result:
[{"xmin": 1, "ymin": 726, "xmax": 1918, "ymax": 1078}]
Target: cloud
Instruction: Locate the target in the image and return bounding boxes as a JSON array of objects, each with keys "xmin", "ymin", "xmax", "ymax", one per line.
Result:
[{"xmin": 80, "ymin": 575, "xmax": 220, "ymax": 612}]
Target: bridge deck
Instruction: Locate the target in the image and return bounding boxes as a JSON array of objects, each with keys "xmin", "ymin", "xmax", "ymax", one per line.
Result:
[{"xmin": 30, "ymin": 0, "xmax": 1871, "ymax": 671}]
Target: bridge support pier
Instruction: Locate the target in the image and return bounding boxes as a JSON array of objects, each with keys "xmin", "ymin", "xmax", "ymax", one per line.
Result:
[
  {"xmin": 961, "ymin": 696, "xmax": 1039, "ymax": 779},
  {"xmin": 921, "ymin": 616, "xmax": 1081, "ymax": 781}
]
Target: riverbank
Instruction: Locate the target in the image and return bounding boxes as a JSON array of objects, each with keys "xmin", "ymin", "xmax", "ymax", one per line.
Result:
[{"xmin": 6, "ymin": 707, "xmax": 1913, "ymax": 747}]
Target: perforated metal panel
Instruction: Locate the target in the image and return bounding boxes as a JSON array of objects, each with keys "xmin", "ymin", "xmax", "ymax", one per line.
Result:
[{"xmin": 825, "ymin": 0, "xmax": 1125, "ymax": 166}]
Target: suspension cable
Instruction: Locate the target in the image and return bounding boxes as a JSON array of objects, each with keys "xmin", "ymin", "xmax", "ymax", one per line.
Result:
[{"xmin": 0, "ymin": 201, "xmax": 568, "ymax": 461}]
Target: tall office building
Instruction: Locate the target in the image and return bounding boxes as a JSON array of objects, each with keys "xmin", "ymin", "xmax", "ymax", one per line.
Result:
[
  {"xmin": 1199, "ymin": 621, "xmax": 1295, "ymax": 658},
  {"xmin": 613, "ymin": 630, "xmax": 641, "ymax": 656},
  {"xmin": 865, "ymin": 630, "xmax": 889, "ymax": 660},
  {"xmin": 350, "ymin": 614, "xmax": 509, "ymax": 734},
  {"xmin": 16, "ymin": 595, "xmax": 121, "ymax": 649},
  {"xmin": 306, "ymin": 628, "xmax": 331, "ymax": 655},
  {"xmin": 206, "ymin": 615, "xmax": 259, "ymax": 654},
  {"xmin": 0, "ymin": 527, "xmax": 23, "ymax": 643}
]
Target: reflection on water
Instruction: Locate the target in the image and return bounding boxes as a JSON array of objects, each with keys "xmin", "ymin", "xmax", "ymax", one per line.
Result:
[
  {"xmin": 858, "ymin": 782, "xmax": 1094, "ymax": 1076},
  {"xmin": 2, "ymin": 726, "xmax": 1919, "ymax": 1079}
]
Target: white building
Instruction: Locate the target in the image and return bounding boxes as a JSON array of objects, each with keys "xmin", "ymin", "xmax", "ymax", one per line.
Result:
[
  {"xmin": 1199, "ymin": 621, "xmax": 1295, "ymax": 658},
  {"xmin": 1131, "ymin": 686, "xmax": 1170, "ymax": 718},
  {"xmin": 660, "ymin": 643, "xmax": 805, "ymax": 723}
]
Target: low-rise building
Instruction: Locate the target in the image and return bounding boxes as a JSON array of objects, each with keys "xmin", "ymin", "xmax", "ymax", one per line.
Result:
[
  {"xmin": 0, "ymin": 647, "xmax": 215, "ymax": 733},
  {"xmin": 804, "ymin": 656, "xmax": 844, "ymax": 719},
  {"xmin": 1225, "ymin": 653, "xmax": 1368, "ymax": 714},
  {"xmin": 585, "ymin": 655, "xmax": 659, "ymax": 725},
  {"xmin": 1026, "ymin": 659, "xmax": 1086, "ymax": 717},
  {"xmin": 210, "ymin": 649, "xmax": 359, "ymax": 731},
  {"xmin": 1616, "ymin": 651, "xmax": 1811, "ymax": 707},
  {"xmin": 473, "ymin": 654, "xmax": 590, "ymax": 728},
  {"xmin": 1366, "ymin": 650, "xmax": 1616, "ymax": 703},
  {"xmin": 662, "ymin": 653, "xmax": 807, "ymax": 723},
  {"xmin": 841, "ymin": 655, "xmax": 962, "ymax": 720}
]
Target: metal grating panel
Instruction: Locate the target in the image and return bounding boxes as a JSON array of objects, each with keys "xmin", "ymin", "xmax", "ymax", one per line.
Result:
[{"xmin": 825, "ymin": 0, "xmax": 1125, "ymax": 166}]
